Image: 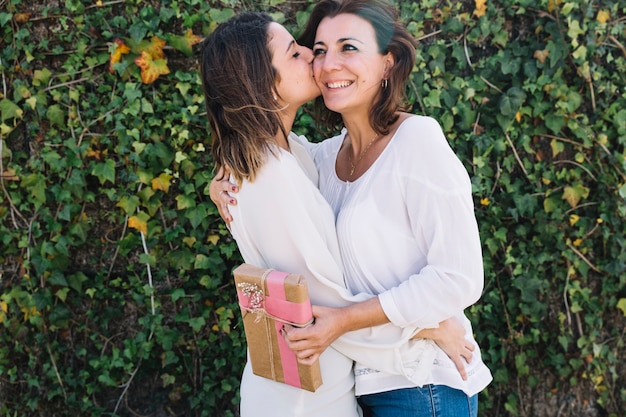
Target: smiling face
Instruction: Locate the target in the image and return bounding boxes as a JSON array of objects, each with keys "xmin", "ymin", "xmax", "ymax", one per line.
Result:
[
  {"xmin": 312, "ymin": 13, "xmax": 393, "ymax": 117},
  {"xmin": 267, "ymin": 22, "xmax": 320, "ymax": 110}
]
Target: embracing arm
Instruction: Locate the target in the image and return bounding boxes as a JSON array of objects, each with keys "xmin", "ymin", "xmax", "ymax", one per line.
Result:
[{"xmin": 284, "ymin": 297, "xmax": 473, "ymax": 380}]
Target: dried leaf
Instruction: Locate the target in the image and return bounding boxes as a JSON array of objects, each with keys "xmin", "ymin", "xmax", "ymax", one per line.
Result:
[
  {"xmin": 533, "ymin": 49, "xmax": 549, "ymax": 64},
  {"xmin": 109, "ymin": 39, "xmax": 131, "ymax": 73},
  {"xmin": 128, "ymin": 215, "xmax": 148, "ymax": 235},
  {"xmin": 596, "ymin": 10, "xmax": 610, "ymax": 24},
  {"xmin": 474, "ymin": 0, "xmax": 487, "ymax": 17},
  {"xmin": 144, "ymin": 36, "xmax": 167, "ymax": 60},
  {"xmin": 135, "ymin": 51, "xmax": 170, "ymax": 84},
  {"xmin": 151, "ymin": 172, "xmax": 173, "ymax": 192}
]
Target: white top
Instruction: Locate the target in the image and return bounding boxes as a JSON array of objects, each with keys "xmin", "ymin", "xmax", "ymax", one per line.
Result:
[
  {"xmin": 305, "ymin": 115, "xmax": 493, "ymax": 396},
  {"xmin": 229, "ymin": 133, "xmax": 437, "ymax": 417}
]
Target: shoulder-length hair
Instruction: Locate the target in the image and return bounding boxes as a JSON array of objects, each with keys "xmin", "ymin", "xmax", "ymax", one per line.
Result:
[
  {"xmin": 298, "ymin": 0, "xmax": 416, "ymax": 136},
  {"xmin": 200, "ymin": 12, "xmax": 287, "ymax": 183}
]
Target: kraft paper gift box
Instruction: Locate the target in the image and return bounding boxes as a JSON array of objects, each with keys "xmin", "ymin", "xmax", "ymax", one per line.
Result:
[{"xmin": 233, "ymin": 263, "xmax": 322, "ymax": 392}]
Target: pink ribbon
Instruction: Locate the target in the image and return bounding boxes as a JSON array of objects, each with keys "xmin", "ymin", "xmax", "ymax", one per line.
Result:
[{"xmin": 266, "ymin": 270, "xmax": 301, "ymax": 388}]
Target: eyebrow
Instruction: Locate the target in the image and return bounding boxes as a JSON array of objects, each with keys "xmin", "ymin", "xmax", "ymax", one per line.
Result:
[
  {"xmin": 314, "ymin": 37, "xmax": 364, "ymax": 46},
  {"xmin": 286, "ymin": 39, "xmax": 295, "ymax": 54}
]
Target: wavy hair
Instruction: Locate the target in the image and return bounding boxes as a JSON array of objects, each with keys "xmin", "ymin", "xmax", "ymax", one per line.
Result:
[
  {"xmin": 200, "ymin": 12, "xmax": 287, "ymax": 183},
  {"xmin": 298, "ymin": 0, "xmax": 417, "ymax": 135}
]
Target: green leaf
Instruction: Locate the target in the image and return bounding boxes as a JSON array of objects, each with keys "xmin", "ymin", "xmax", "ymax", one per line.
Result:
[
  {"xmin": 499, "ymin": 87, "xmax": 526, "ymax": 117},
  {"xmin": 46, "ymin": 104, "xmax": 65, "ymax": 128},
  {"xmin": 188, "ymin": 316, "xmax": 206, "ymax": 332},
  {"xmin": 116, "ymin": 195, "xmax": 140, "ymax": 215},
  {"xmin": 0, "ymin": 99, "xmax": 23, "ymax": 122},
  {"xmin": 186, "ymin": 205, "xmax": 208, "ymax": 229},
  {"xmin": 171, "ymin": 288, "xmax": 186, "ymax": 303},
  {"xmin": 91, "ymin": 159, "xmax": 116, "ymax": 185},
  {"xmin": 617, "ymin": 298, "xmax": 626, "ymax": 317},
  {"xmin": 32, "ymin": 68, "xmax": 52, "ymax": 87},
  {"xmin": 20, "ymin": 173, "xmax": 47, "ymax": 207}
]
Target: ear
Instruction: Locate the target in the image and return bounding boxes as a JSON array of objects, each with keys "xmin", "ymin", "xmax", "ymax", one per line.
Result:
[{"xmin": 382, "ymin": 52, "xmax": 395, "ymax": 78}]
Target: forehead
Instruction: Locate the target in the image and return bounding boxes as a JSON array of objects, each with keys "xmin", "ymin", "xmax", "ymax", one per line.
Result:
[
  {"xmin": 267, "ymin": 22, "xmax": 292, "ymax": 54},
  {"xmin": 316, "ymin": 13, "xmax": 375, "ymax": 41}
]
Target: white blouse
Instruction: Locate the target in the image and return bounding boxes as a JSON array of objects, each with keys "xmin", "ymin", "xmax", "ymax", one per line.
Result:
[
  {"xmin": 229, "ymin": 133, "xmax": 437, "ymax": 416},
  {"xmin": 310, "ymin": 115, "xmax": 493, "ymax": 396}
]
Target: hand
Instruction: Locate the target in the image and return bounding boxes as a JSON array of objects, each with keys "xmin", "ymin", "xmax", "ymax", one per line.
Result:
[
  {"xmin": 282, "ymin": 305, "xmax": 345, "ymax": 366},
  {"xmin": 209, "ymin": 165, "xmax": 238, "ymax": 224},
  {"xmin": 414, "ymin": 317, "xmax": 474, "ymax": 381}
]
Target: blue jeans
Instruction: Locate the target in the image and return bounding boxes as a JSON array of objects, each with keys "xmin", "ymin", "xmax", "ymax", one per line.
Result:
[{"xmin": 357, "ymin": 385, "xmax": 478, "ymax": 417}]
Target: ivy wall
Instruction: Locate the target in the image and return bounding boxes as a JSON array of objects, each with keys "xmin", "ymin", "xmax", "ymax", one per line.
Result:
[{"xmin": 0, "ymin": 0, "xmax": 624, "ymax": 416}]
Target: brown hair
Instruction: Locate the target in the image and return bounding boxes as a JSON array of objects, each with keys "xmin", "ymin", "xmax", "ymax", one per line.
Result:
[
  {"xmin": 200, "ymin": 12, "xmax": 288, "ymax": 183},
  {"xmin": 298, "ymin": 0, "xmax": 416, "ymax": 135}
]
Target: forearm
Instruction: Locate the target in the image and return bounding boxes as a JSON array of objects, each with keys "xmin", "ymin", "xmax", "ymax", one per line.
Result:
[{"xmin": 337, "ymin": 296, "xmax": 390, "ymax": 333}]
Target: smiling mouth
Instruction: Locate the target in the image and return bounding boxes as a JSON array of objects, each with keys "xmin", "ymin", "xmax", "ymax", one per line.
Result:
[{"xmin": 326, "ymin": 81, "xmax": 353, "ymax": 89}]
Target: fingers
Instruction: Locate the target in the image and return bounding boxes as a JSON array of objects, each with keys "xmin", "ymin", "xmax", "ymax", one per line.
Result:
[
  {"xmin": 281, "ymin": 325, "xmax": 320, "ymax": 365},
  {"xmin": 451, "ymin": 355, "xmax": 468, "ymax": 381},
  {"xmin": 295, "ymin": 352, "xmax": 320, "ymax": 366}
]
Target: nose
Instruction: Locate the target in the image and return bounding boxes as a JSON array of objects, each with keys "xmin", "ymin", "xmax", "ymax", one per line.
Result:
[
  {"xmin": 300, "ymin": 46, "xmax": 314, "ymax": 63},
  {"xmin": 319, "ymin": 49, "xmax": 340, "ymax": 71}
]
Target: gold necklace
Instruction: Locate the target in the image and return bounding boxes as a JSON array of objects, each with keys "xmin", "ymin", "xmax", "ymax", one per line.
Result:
[{"xmin": 349, "ymin": 133, "xmax": 380, "ymax": 177}]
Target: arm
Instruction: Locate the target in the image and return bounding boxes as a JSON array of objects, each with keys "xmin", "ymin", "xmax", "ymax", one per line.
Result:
[{"xmin": 284, "ymin": 299, "xmax": 473, "ymax": 380}]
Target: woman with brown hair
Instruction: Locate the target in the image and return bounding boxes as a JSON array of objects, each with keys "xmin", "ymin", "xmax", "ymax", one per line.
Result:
[
  {"xmin": 201, "ymin": 9, "xmax": 471, "ymax": 417},
  {"xmin": 209, "ymin": 1, "xmax": 492, "ymax": 416}
]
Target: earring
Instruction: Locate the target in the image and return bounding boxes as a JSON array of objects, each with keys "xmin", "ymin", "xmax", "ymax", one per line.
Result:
[{"xmin": 381, "ymin": 79, "xmax": 388, "ymax": 89}]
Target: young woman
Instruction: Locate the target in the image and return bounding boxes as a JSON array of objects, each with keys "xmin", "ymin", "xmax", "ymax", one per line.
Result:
[
  {"xmin": 200, "ymin": 11, "xmax": 471, "ymax": 417},
  {"xmin": 209, "ymin": 1, "xmax": 492, "ymax": 416}
]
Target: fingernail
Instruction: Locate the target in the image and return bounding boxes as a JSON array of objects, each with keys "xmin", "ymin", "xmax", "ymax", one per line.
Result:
[
  {"xmin": 229, "ymin": 199, "xmax": 236, "ymax": 205},
  {"xmin": 231, "ymin": 186, "xmax": 237, "ymax": 192}
]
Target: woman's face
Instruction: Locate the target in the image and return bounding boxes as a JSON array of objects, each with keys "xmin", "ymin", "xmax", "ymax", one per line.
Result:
[
  {"xmin": 267, "ymin": 22, "xmax": 320, "ymax": 108},
  {"xmin": 312, "ymin": 13, "xmax": 393, "ymax": 116}
]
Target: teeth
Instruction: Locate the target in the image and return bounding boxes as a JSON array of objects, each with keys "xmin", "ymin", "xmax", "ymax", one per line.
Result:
[{"xmin": 327, "ymin": 81, "xmax": 352, "ymax": 89}]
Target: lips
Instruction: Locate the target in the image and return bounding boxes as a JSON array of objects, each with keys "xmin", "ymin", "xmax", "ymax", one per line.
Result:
[{"xmin": 326, "ymin": 80, "xmax": 353, "ymax": 89}]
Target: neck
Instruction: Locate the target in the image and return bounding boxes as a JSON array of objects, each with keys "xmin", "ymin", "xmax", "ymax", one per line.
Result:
[
  {"xmin": 343, "ymin": 115, "xmax": 376, "ymax": 153},
  {"xmin": 276, "ymin": 110, "xmax": 297, "ymax": 151}
]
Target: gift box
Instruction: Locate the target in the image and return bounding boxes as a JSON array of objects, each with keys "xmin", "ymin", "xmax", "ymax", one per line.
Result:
[{"xmin": 233, "ymin": 263, "xmax": 322, "ymax": 392}]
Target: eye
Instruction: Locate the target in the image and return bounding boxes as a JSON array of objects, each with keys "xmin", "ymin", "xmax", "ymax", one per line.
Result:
[
  {"xmin": 293, "ymin": 51, "xmax": 301, "ymax": 58},
  {"xmin": 342, "ymin": 43, "xmax": 358, "ymax": 52},
  {"xmin": 313, "ymin": 48, "xmax": 326, "ymax": 56}
]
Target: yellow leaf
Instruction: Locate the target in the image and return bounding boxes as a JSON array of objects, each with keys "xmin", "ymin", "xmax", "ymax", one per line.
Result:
[
  {"xmin": 533, "ymin": 49, "xmax": 550, "ymax": 64},
  {"xmin": 145, "ymin": 36, "xmax": 167, "ymax": 60},
  {"xmin": 547, "ymin": 0, "xmax": 562, "ymax": 13},
  {"xmin": 151, "ymin": 172, "xmax": 173, "ymax": 192},
  {"xmin": 515, "ymin": 111, "xmax": 522, "ymax": 123},
  {"xmin": 596, "ymin": 10, "xmax": 610, "ymax": 24},
  {"xmin": 183, "ymin": 236, "xmax": 196, "ymax": 247},
  {"xmin": 569, "ymin": 214, "xmax": 579, "ymax": 226},
  {"xmin": 573, "ymin": 238, "xmax": 582, "ymax": 247},
  {"xmin": 474, "ymin": 0, "xmax": 487, "ymax": 17},
  {"xmin": 135, "ymin": 51, "xmax": 170, "ymax": 84},
  {"xmin": 0, "ymin": 301, "xmax": 7, "ymax": 313},
  {"xmin": 1, "ymin": 167, "xmax": 19, "ymax": 181},
  {"xmin": 109, "ymin": 39, "xmax": 131, "ymax": 73},
  {"xmin": 208, "ymin": 234, "xmax": 220, "ymax": 245},
  {"xmin": 128, "ymin": 215, "xmax": 148, "ymax": 235},
  {"xmin": 21, "ymin": 305, "xmax": 39, "ymax": 321},
  {"xmin": 480, "ymin": 197, "xmax": 490, "ymax": 206},
  {"xmin": 562, "ymin": 184, "xmax": 589, "ymax": 208},
  {"xmin": 185, "ymin": 29, "xmax": 202, "ymax": 46}
]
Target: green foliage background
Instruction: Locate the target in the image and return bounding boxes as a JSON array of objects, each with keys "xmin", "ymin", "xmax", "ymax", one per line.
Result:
[{"xmin": 0, "ymin": 0, "xmax": 624, "ymax": 416}]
